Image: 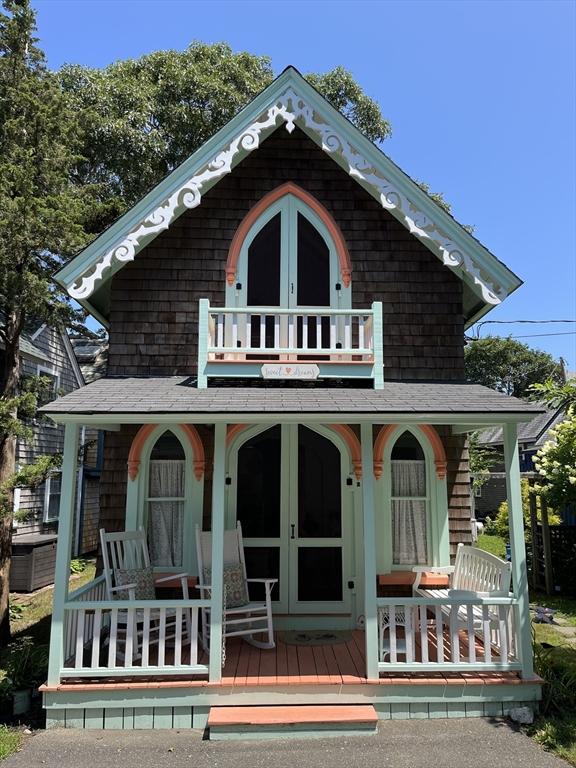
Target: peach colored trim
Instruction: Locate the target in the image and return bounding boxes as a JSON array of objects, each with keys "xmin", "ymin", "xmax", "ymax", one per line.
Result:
[
  {"xmin": 327, "ymin": 424, "xmax": 362, "ymax": 480},
  {"xmin": 227, "ymin": 424, "xmax": 248, "ymax": 446},
  {"xmin": 180, "ymin": 424, "xmax": 206, "ymax": 481},
  {"xmin": 373, "ymin": 424, "xmax": 447, "ymax": 480},
  {"xmin": 127, "ymin": 424, "xmax": 156, "ymax": 481},
  {"xmin": 419, "ymin": 424, "xmax": 448, "ymax": 480},
  {"xmin": 226, "ymin": 423, "xmax": 362, "ymax": 480},
  {"xmin": 226, "ymin": 182, "xmax": 352, "ymax": 287},
  {"xmin": 127, "ymin": 424, "xmax": 206, "ymax": 481}
]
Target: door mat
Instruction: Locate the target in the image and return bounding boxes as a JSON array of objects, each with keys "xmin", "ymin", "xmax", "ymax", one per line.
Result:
[{"xmin": 281, "ymin": 630, "xmax": 353, "ymax": 646}]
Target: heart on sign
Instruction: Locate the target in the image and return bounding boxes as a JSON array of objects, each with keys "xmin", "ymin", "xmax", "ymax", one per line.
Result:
[{"xmin": 285, "ymin": 367, "xmax": 292, "ymax": 374}]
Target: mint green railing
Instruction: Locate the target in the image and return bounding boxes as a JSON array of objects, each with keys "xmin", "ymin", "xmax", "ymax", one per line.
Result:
[{"xmin": 197, "ymin": 299, "xmax": 384, "ymax": 388}]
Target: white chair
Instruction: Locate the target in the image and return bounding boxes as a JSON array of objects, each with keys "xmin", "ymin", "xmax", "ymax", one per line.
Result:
[
  {"xmin": 99, "ymin": 528, "xmax": 191, "ymax": 661},
  {"xmin": 195, "ymin": 522, "xmax": 277, "ymax": 651}
]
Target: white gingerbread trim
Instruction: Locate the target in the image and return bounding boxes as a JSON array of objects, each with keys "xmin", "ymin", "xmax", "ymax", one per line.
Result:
[{"xmin": 68, "ymin": 86, "xmax": 504, "ymax": 305}]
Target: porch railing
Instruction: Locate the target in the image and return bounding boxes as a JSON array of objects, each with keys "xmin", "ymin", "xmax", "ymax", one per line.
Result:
[
  {"xmin": 197, "ymin": 298, "xmax": 384, "ymax": 388},
  {"xmin": 61, "ymin": 579, "xmax": 209, "ymax": 679},
  {"xmin": 377, "ymin": 596, "xmax": 521, "ymax": 673}
]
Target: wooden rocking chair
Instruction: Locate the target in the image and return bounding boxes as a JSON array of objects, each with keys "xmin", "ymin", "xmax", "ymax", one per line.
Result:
[
  {"xmin": 195, "ymin": 522, "xmax": 277, "ymax": 651},
  {"xmin": 99, "ymin": 528, "xmax": 191, "ymax": 661}
]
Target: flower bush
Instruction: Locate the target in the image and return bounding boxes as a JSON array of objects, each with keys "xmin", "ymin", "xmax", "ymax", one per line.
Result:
[{"xmin": 533, "ymin": 409, "xmax": 576, "ymax": 510}]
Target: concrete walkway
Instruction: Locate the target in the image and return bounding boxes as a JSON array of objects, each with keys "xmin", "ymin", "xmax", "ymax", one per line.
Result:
[{"xmin": 4, "ymin": 718, "xmax": 569, "ymax": 768}]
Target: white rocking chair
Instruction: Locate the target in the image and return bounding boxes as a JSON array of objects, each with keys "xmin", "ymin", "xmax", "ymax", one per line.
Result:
[
  {"xmin": 195, "ymin": 522, "xmax": 277, "ymax": 651},
  {"xmin": 99, "ymin": 528, "xmax": 191, "ymax": 661}
]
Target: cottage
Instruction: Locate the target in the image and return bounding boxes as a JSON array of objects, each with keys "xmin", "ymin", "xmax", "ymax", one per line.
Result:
[{"xmin": 39, "ymin": 68, "xmax": 543, "ymax": 734}]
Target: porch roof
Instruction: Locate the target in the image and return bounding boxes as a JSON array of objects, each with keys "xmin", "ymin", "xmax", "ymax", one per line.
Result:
[{"xmin": 40, "ymin": 376, "xmax": 544, "ymax": 422}]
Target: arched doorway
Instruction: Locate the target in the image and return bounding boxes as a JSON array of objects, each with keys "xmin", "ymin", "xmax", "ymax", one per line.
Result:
[{"xmin": 226, "ymin": 424, "xmax": 355, "ymax": 625}]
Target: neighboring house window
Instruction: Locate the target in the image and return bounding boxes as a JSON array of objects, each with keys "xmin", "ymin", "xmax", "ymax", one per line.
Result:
[
  {"xmin": 474, "ymin": 485, "xmax": 482, "ymax": 498},
  {"xmin": 146, "ymin": 431, "xmax": 186, "ymax": 568},
  {"xmin": 36, "ymin": 365, "xmax": 60, "ymax": 407},
  {"xmin": 391, "ymin": 431, "xmax": 428, "ymax": 565},
  {"xmin": 43, "ymin": 473, "xmax": 62, "ymax": 522}
]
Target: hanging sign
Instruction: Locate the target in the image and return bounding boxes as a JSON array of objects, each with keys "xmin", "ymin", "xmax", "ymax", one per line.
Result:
[{"xmin": 261, "ymin": 363, "xmax": 320, "ymax": 380}]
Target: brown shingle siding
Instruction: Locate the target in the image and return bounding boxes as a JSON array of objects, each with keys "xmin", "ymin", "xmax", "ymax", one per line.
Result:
[{"xmin": 107, "ymin": 127, "xmax": 464, "ymax": 381}]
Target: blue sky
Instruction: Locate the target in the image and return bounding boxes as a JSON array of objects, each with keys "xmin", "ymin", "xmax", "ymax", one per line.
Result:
[{"xmin": 34, "ymin": 0, "xmax": 576, "ymax": 369}]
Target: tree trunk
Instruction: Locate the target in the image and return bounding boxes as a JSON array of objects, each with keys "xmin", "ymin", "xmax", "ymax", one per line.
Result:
[{"xmin": 0, "ymin": 314, "xmax": 22, "ymax": 645}]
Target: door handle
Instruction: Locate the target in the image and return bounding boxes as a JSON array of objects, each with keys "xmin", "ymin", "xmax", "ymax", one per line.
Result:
[{"xmin": 291, "ymin": 524, "xmax": 295, "ymax": 540}]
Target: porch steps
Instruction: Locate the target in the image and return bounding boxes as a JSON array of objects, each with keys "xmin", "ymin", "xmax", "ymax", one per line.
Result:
[{"xmin": 207, "ymin": 704, "xmax": 378, "ymax": 740}]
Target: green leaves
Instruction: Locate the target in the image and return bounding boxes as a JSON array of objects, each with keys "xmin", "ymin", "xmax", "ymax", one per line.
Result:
[
  {"xmin": 464, "ymin": 336, "xmax": 564, "ymax": 398},
  {"xmin": 58, "ymin": 46, "xmax": 392, "ymax": 235}
]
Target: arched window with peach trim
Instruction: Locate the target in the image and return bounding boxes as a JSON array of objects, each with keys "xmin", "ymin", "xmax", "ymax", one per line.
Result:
[
  {"xmin": 374, "ymin": 425, "xmax": 450, "ymax": 571},
  {"xmin": 225, "ymin": 183, "xmax": 352, "ymax": 312},
  {"xmin": 125, "ymin": 425, "xmax": 205, "ymax": 575}
]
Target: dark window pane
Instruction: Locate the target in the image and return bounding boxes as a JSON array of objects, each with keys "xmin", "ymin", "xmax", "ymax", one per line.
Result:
[
  {"xmin": 390, "ymin": 431, "xmax": 425, "ymax": 461},
  {"xmin": 298, "ymin": 426, "xmax": 341, "ymax": 538},
  {"xmin": 150, "ymin": 431, "xmax": 185, "ymax": 460},
  {"xmin": 298, "ymin": 548, "xmax": 342, "ymax": 601},
  {"xmin": 237, "ymin": 426, "xmax": 281, "ymax": 537},
  {"xmin": 297, "ymin": 213, "xmax": 330, "ymax": 306},
  {"xmin": 247, "ymin": 213, "xmax": 281, "ymax": 306},
  {"xmin": 243, "ymin": 546, "xmax": 280, "ymax": 601}
]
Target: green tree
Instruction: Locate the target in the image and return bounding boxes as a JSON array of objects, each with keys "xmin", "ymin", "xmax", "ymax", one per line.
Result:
[
  {"xmin": 58, "ymin": 46, "xmax": 392, "ymax": 235},
  {"xmin": 468, "ymin": 431, "xmax": 499, "ymax": 492},
  {"xmin": 0, "ymin": 0, "xmax": 85, "ymax": 643},
  {"xmin": 464, "ymin": 336, "xmax": 563, "ymax": 398}
]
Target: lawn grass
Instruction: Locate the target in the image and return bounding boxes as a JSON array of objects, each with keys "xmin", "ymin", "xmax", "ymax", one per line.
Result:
[
  {"xmin": 477, "ymin": 532, "xmax": 576, "ymax": 763},
  {"xmin": 475, "ymin": 532, "xmax": 507, "ymax": 558},
  {"xmin": 10, "ymin": 561, "xmax": 96, "ymax": 644},
  {"xmin": 0, "ymin": 725, "xmax": 22, "ymax": 760}
]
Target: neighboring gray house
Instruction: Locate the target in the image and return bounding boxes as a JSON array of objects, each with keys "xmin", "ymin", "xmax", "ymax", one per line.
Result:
[
  {"xmin": 473, "ymin": 404, "xmax": 566, "ymax": 519},
  {"xmin": 8, "ymin": 327, "xmax": 104, "ymax": 591}
]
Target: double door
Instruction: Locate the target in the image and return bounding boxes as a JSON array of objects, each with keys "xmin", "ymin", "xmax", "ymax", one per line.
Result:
[{"xmin": 227, "ymin": 424, "xmax": 353, "ymax": 617}]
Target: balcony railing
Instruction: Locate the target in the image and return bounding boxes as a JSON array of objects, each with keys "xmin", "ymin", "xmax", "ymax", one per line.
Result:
[{"xmin": 197, "ymin": 299, "xmax": 383, "ymax": 388}]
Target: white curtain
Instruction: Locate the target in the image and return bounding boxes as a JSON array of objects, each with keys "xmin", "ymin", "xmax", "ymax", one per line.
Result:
[
  {"xmin": 148, "ymin": 460, "xmax": 184, "ymax": 567},
  {"xmin": 391, "ymin": 460, "xmax": 427, "ymax": 565}
]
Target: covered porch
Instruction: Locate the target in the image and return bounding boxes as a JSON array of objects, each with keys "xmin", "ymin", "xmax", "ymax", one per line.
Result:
[{"xmin": 40, "ymin": 379, "xmax": 542, "ymax": 699}]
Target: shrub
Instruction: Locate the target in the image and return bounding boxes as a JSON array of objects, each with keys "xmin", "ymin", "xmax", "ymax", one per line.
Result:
[{"xmin": 484, "ymin": 478, "xmax": 560, "ymax": 539}]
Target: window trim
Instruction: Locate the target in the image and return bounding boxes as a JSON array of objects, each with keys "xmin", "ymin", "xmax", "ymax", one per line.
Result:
[
  {"xmin": 36, "ymin": 364, "xmax": 60, "ymax": 411},
  {"xmin": 43, "ymin": 471, "xmax": 62, "ymax": 523},
  {"xmin": 375, "ymin": 425, "xmax": 450, "ymax": 572},
  {"xmin": 125, "ymin": 425, "xmax": 204, "ymax": 575},
  {"xmin": 225, "ymin": 186, "xmax": 352, "ymax": 311}
]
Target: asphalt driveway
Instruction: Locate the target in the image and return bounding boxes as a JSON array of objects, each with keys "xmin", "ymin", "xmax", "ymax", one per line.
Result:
[{"xmin": 4, "ymin": 718, "xmax": 568, "ymax": 768}]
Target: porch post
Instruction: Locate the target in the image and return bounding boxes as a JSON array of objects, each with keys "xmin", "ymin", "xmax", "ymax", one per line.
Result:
[
  {"xmin": 47, "ymin": 423, "xmax": 80, "ymax": 686},
  {"xmin": 360, "ymin": 422, "xmax": 379, "ymax": 679},
  {"xmin": 209, "ymin": 421, "xmax": 226, "ymax": 682},
  {"xmin": 503, "ymin": 422, "xmax": 534, "ymax": 678}
]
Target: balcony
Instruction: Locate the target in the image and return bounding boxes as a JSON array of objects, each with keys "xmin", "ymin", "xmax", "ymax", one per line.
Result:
[{"xmin": 197, "ymin": 299, "xmax": 383, "ymax": 388}]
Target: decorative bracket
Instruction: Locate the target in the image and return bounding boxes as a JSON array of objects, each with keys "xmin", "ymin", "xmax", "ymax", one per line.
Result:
[{"xmin": 68, "ymin": 87, "xmax": 504, "ymax": 306}]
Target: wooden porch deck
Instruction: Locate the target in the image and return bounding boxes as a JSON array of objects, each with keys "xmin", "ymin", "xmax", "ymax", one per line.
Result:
[{"xmin": 51, "ymin": 630, "xmax": 532, "ymax": 691}]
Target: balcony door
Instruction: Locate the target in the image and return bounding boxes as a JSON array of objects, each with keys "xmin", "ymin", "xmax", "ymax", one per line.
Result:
[
  {"xmin": 229, "ymin": 194, "xmax": 350, "ymax": 313},
  {"xmin": 227, "ymin": 424, "xmax": 353, "ymax": 621}
]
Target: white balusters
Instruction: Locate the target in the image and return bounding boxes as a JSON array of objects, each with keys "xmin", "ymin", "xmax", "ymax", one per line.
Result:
[
  {"xmin": 62, "ymin": 592, "xmax": 207, "ymax": 678},
  {"xmin": 377, "ymin": 596, "xmax": 519, "ymax": 672}
]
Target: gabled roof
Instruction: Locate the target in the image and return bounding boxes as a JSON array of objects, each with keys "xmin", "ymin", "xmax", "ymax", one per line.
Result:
[{"xmin": 55, "ymin": 67, "xmax": 522, "ymax": 327}]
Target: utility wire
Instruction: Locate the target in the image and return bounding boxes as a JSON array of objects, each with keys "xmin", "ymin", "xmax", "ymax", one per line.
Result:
[{"xmin": 510, "ymin": 332, "xmax": 576, "ymax": 339}]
